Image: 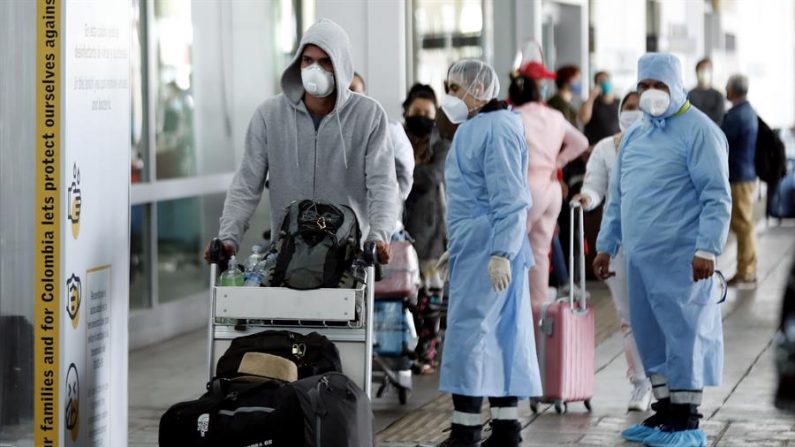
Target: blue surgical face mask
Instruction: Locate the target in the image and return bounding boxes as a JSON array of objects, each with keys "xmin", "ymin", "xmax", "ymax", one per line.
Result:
[
  {"xmin": 539, "ymin": 81, "xmax": 552, "ymax": 100},
  {"xmin": 570, "ymin": 81, "xmax": 582, "ymax": 96},
  {"xmin": 600, "ymin": 80, "xmax": 613, "ymax": 96}
]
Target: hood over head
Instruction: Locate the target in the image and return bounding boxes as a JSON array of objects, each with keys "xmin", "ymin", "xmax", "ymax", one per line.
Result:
[
  {"xmin": 637, "ymin": 52, "xmax": 688, "ymax": 121},
  {"xmin": 281, "ymin": 19, "xmax": 354, "ymax": 111}
]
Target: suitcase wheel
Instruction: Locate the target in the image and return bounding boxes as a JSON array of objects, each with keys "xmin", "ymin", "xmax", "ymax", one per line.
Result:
[
  {"xmin": 530, "ymin": 399, "xmax": 539, "ymax": 414},
  {"xmin": 584, "ymin": 399, "xmax": 592, "ymax": 412},
  {"xmin": 554, "ymin": 400, "xmax": 567, "ymax": 414}
]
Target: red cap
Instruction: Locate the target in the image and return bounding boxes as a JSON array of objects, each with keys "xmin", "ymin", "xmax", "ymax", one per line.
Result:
[{"xmin": 518, "ymin": 62, "xmax": 556, "ymax": 80}]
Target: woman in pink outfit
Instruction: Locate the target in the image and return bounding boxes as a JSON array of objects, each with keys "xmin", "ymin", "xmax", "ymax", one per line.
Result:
[{"xmin": 509, "ymin": 63, "xmax": 589, "ymax": 311}]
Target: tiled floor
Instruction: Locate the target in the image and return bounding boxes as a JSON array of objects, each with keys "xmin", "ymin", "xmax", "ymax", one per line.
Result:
[{"xmin": 129, "ymin": 223, "xmax": 795, "ymax": 446}]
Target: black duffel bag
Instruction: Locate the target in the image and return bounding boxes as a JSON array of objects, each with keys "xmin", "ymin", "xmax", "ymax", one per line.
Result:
[
  {"xmin": 293, "ymin": 372, "xmax": 374, "ymax": 447},
  {"xmin": 216, "ymin": 330, "xmax": 342, "ymax": 380},
  {"xmin": 159, "ymin": 377, "xmax": 303, "ymax": 447},
  {"xmin": 159, "ymin": 373, "xmax": 373, "ymax": 447}
]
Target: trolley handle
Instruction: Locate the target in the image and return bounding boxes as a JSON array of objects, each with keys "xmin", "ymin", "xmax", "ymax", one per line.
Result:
[
  {"xmin": 362, "ymin": 240, "xmax": 378, "ymax": 267},
  {"xmin": 568, "ymin": 201, "xmax": 588, "ymax": 313}
]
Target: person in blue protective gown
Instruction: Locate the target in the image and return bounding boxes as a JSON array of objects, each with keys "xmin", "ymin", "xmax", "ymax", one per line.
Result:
[
  {"xmin": 429, "ymin": 59, "xmax": 541, "ymax": 447},
  {"xmin": 593, "ymin": 53, "xmax": 731, "ymax": 447}
]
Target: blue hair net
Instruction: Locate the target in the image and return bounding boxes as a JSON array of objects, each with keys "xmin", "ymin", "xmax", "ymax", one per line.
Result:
[{"xmin": 637, "ymin": 53, "xmax": 688, "ymax": 119}]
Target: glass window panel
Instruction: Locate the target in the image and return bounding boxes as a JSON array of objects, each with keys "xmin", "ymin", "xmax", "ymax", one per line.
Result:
[
  {"xmin": 157, "ymin": 197, "xmax": 205, "ymax": 302},
  {"xmin": 130, "ymin": 204, "xmax": 152, "ymax": 309},
  {"xmin": 413, "ymin": 0, "xmax": 485, "ymax": 99},
  {"xmin": 131, "ymin": 0, "xmax": 148, "ymax": 183},
  {"xmin": 154, "ymin": 0, "xmax": 196, "ymax": 180},
  {"xmin": 272, "ymin": 0, "xmax": 315, "ymax": 93}
]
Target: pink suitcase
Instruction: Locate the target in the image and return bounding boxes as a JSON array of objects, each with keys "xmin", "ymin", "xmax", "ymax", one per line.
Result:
[
  {"xmin": 374, "ymin": 240, "xmax": 421, "ymax": 303},
  {"xmin": 532, "ymin": 202, "xmax": 595, "ymax": 414}
]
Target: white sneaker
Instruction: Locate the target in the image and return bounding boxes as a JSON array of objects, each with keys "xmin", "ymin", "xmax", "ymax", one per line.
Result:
[{"xmin": 627, "ymin": 380, "xmax": 652, "ymax": 412}]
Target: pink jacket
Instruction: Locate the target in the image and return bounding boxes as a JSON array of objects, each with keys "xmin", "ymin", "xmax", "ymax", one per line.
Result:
[{"xmin": 514, "ymin": 102, "xmax": 589, "ymax": 190}]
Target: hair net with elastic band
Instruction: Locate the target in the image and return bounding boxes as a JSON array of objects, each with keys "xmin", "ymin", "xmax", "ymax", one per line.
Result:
[
  {"xmin": 448, "ymin": 59, "xmax": 500, "ymax": 101},
  {"xmin": 637, "ymin": 53, "xmax": 688, "ymax": 119}
]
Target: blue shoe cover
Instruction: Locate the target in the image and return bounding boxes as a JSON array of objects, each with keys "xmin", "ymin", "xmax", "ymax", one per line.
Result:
[
  {"xmin": 621, "ymin": 424, "xmax": 659, "ymax": 443},
  {"xmin": 642, "ymin": 429, "xmax": 707, "ymax": 447}
]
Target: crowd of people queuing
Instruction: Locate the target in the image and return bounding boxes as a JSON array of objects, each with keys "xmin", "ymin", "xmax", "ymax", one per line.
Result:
[{"xmin": 210, "ymin": 19, "xmax": 766, "ymax": 447}]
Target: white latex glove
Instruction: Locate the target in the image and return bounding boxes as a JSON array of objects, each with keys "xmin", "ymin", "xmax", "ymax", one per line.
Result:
[
  {"xmin": 488, "ymin": 256, "xmax": 511, "ymax": 293},
  {"xmin": 435, "ymin": 251, "xmax": 450, "ymax": 281}
]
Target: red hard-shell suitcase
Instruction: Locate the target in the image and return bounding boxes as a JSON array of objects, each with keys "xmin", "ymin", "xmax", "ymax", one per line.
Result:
[
  {"xmin": 374, "ymin": 240, "xmax": 421, "ymax": 303},
  {"xmin": 532, "ymin": 202, "xmax": 595, "ymax": 414}
]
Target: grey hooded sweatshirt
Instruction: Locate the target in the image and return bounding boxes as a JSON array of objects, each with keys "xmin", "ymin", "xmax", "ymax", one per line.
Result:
[{"xmin": 218, "ymin": 19, "xmax": 398, "ymax": 248}]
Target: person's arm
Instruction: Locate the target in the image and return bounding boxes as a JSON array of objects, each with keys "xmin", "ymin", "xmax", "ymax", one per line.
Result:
[
  {"xmin": 595, "ymin": 136, "xmax": 626, "ymax": 258},
  {"xmin": 365, "ymin": 110, "xmax": 400, "ymax": 243},
  {"xmin": 556, "ymin": 120, "xmax": 590, "ymax": 167},
  {"xmin": 578, "ymin": 86, "xmax": 601, "ymax": 125},
  {"xmin": 411, "ymin": 139, "xmax": 450, "ymax": 194},
  {"xmin": 579, "ymin": 139, "xmax": 611, "ymax": 211},
  {"xmin": 390, "ymin": 123, "xmax": 415, "ymax": 201},
  {"xmin": 218, "ymin": 108, "xmax": 269, "ymax": 251},
  {"xmin": 687, "ymin": 126, "xmax": 732, "ymax": 259},
  {"xmin": 484, "ymin": 121, "xmax": 532, "ymax": 260}
]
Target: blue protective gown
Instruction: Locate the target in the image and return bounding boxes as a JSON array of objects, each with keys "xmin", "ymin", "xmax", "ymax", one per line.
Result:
[
  {"xmin": 439, "ymin": 109, "xmax": 542, "ymax": 398},
  {"xmin": 597, "ymin": 53, "xmax": 732, "ymax": 391}
]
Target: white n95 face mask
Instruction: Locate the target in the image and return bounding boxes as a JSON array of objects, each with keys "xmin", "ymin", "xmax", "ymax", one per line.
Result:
[
  {"xmin": 441, "ymin": 94, "xmax": 470, "ymax": 124},
  {"xmin": 301, "ymin": 63, "xmax": 335, "ymax": 98},
  {"xmin": 619, "ymin": 110, "xmax": 643, "ymax": 131},
  {"xmin": 639, "ymin": 89, "xmax": 671, "ymax": 117}
]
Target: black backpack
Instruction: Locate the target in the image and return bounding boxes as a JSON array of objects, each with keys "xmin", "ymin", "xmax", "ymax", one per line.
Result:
[
  {"xmin": 755, "ymin": 117, "xmax": 787, "ymax": 184},
  {"xmin": 215, "ymin": 331, "xmax": 342, "ymax": 380},
  {"xmin": 268, "ymin": 200, "xmax": 361, "ymax": 290}
]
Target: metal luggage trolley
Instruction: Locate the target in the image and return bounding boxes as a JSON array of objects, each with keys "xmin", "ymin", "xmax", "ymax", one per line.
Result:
[{"xmin": 207, "ymin": 243, "xmax": 377, "ymax": 398}]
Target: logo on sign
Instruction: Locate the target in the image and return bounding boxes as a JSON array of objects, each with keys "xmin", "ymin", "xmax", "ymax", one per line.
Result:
[
  {"xmin": 197, "ymin": 413, "xmax": 209, "ymax": 437},
  {"xmin": 65, "ymin": 363, "xmax": 80, "ymax": 442},
  {"xmin": 68, "ymin": 163, "xmax": 81, "ymax": 239},
  {"xmin": 66, "ymin": 273, "xmax": 82, "ymax": 329}
]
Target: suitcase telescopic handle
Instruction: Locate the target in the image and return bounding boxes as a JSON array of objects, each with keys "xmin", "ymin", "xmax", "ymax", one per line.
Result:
[{"xmin": 568, "ymin": 202, "xmax": 587, "ymax": 312}]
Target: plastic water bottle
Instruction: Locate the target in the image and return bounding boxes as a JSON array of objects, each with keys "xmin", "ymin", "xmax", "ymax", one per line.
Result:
[
  {"xmin": 243, "ymin": 271, "xmax": 263, "ymax": 287},
  {"xmin": 246, "ymin": 245, "xmax": 263, "ymax": 271},
  {"xmin": 219, "ymin": 255, "xmax": 244, "ymax": 286}
]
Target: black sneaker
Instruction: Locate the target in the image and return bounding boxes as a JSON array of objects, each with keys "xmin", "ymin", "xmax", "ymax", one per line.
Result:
[
  {"xmin": 659, "ymin": 404, "xmax": 702, "ymax": 432},
  {"xmin": 482, "ymin": 421, "xmax": 522, "ymax": 447},
  {"xmin": 641, "ymin": 398, "xmax": 672, "ymax": 428}
]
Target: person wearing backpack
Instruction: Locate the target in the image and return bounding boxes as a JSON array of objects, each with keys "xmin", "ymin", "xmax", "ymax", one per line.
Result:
[
  {"xmin": 205, "ymin": 19, "xmax": 398, "ymax": 265},
  {"xmin": 721, "ymin": 74, "xmax": 759, "ymax": 288}
]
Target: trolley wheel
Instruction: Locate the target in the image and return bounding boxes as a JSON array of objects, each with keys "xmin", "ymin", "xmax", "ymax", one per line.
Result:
[
  {"xmin": 554, "ymin": 400, "xmax": 567, "ymax": 414},
  {"xmin": 584, "ymin": 399, "xmax": 592, "ymax": 412},
  {"xmin": 398, "ymin": 387, "xmax": 409, "ymax": 405},
  {"xmin": 530, "ymin": 399, "xmax": 540, "ymax": 414}
]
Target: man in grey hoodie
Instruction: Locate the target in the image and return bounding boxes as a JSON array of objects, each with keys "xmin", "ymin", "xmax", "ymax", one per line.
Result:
[{"xmin": 210, "ymin": 19, "xmax": 398, "ymax": 263}]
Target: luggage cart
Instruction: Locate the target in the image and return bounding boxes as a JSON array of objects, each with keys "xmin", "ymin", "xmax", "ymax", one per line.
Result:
[{"xmin": 207, "ymin": 243, "xmax": 377, "ymax": 398}]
